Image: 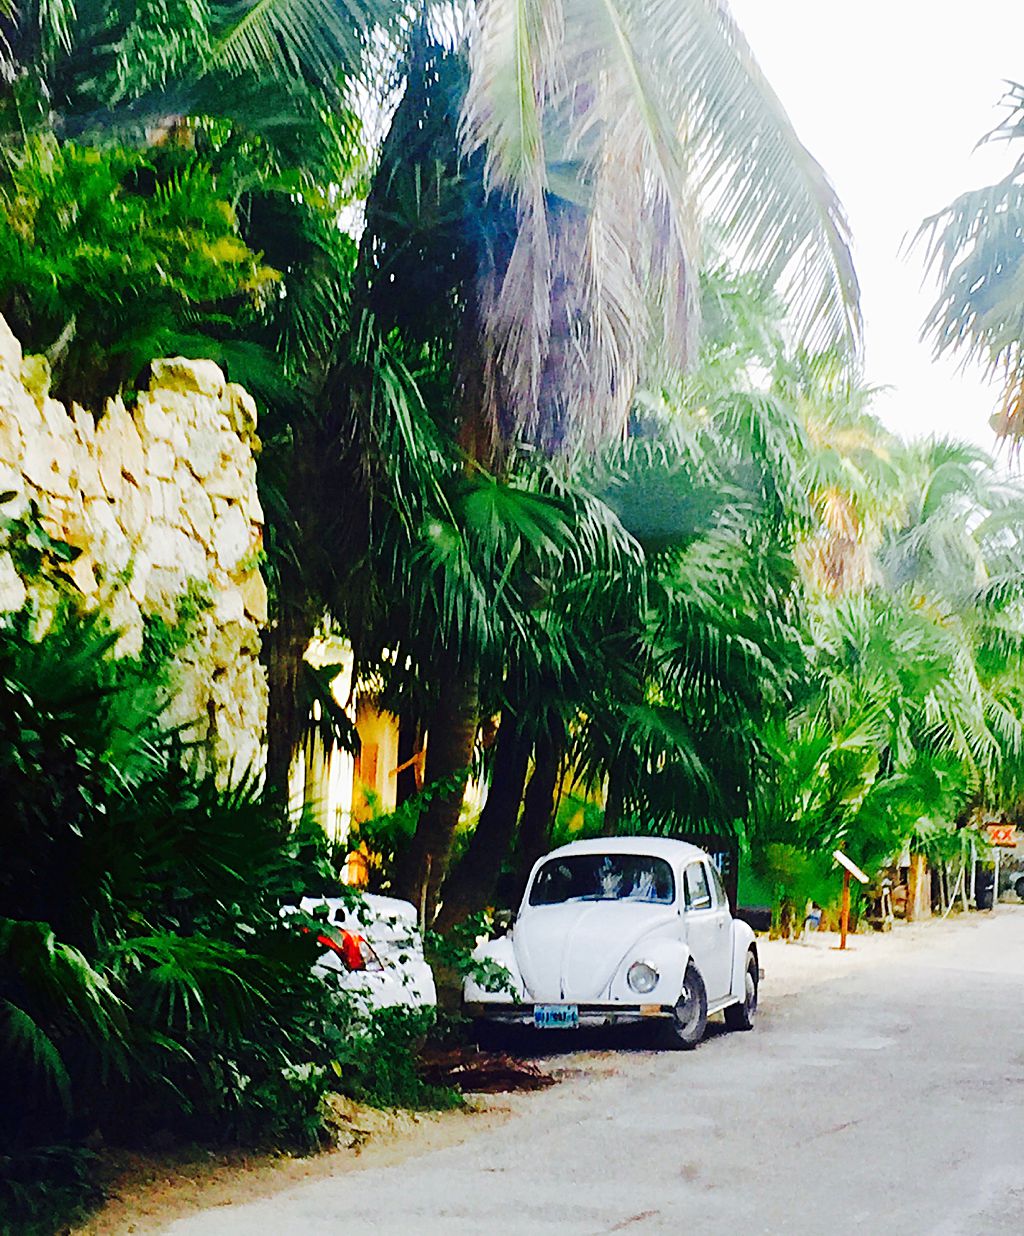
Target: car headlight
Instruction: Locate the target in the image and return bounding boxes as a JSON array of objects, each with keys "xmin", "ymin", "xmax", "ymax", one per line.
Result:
[{"xmin": 627, "ymin": 960, "xmax": 659, "ymax": 994}]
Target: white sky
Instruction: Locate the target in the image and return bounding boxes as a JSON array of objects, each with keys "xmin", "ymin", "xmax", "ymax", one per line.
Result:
[{"xmin": 728, "ymin": 0, "xmax": 1024, "ymax": 455}]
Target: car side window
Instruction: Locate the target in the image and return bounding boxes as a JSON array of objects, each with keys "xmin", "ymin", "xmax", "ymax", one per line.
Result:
[
  {"xmin": 708, "ymin": 862, "xmax": 728, "ymax": 911},
  {"xmin": 684, "ymin": 863, "xmax": 713, "ymax": 911}
]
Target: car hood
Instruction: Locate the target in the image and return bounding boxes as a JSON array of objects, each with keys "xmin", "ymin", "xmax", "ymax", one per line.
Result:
[{"xmin": 513, "ymin": 901, "xmax": 678, "ymax": 1002}]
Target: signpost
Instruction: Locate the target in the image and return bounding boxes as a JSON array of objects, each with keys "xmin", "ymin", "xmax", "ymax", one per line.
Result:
[
  {"xmin": 985, "ymin": 823, "xmax": 1017, "ymax": 848},
  {"xmin": 833, "ymin": 850, "xmax": 870, "ymax": 950},
  {"xmin": 985, "ymin": 824, "xmax": 1017, "ymax": 912}
]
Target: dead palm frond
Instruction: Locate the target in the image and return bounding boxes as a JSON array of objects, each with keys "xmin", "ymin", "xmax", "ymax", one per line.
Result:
[{"xmin": 460, "ymin": 0, "xmax": 861, "ymax": 450}]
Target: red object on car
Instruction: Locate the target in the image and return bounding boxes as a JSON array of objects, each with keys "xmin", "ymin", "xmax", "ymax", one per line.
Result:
[{"xmin": 302, "ymin": 924, "xmax": 381, "ymax": 972}]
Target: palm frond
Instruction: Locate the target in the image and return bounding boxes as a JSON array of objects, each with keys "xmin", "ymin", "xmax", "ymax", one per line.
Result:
[
  {"xmin": 210, "ymin": 0, "xmax": 389, "ymax": 87},
  {"xmin": 916, "ymin": 83, "xmax": 1024, "ymax": 441},
  {"xmin": 0, "ymin": 999, "xmax": 72, "ymax": 1112},
  {"xmin": 678, "ymin": 0, "xmax": 860, "ymax": 350},
  {"xmin": 107, "ymin": 934, "xmax": 267, "ymax": 1037},
  {"xmin": 459, "ymin": 0, "xmax": 860, "ymax": 448}
]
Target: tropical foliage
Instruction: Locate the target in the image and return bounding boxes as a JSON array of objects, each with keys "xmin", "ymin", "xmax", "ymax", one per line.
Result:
[
  {"xmin": 2, "ymin": 0, "xmax": 1024, "ymax": 1226},
  {"xmin": 0, "ymin": 607, "xmax": 451, "ymax": 1231}
]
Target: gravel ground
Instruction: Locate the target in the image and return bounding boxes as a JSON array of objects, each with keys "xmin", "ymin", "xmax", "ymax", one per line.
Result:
[{"xmin": 146, "ymin": 906, "xmax": 1024, "ymax": 1236}]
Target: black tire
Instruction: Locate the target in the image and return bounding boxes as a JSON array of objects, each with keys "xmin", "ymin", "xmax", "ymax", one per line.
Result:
[
  {"xmin": 1015, "ymin": 876, "xmax": 1024, "ymax": 903},
  {"xmin": 473, "ymin": 1019, "xmax": 508, "ymax": 1052},
  {"xmin": 724, "ymin": 951, "xmax": 759, "ymax": 1032},
  {"xmin": 659, "ymin": 963, "xmax": 708, "ymax": 1050}
]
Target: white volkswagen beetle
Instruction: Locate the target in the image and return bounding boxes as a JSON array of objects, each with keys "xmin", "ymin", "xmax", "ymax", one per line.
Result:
[{"xmin": 464, "ymin": 837, "xmax": 759, "ymax": 1048}]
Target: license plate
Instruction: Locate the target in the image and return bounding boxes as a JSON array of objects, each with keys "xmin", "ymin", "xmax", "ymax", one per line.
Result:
[{"xmin": 534, "ymin": 1004, "xmax": 579, "ymax": 1030}]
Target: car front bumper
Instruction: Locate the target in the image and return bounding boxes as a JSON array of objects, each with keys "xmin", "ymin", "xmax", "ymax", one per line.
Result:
[{"xmin": 464, "ymin": 1001, "xmax": 677, "ymax": 1027}]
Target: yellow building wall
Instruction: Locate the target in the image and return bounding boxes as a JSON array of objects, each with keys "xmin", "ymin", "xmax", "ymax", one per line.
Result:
[{"xmin": 351, "ymin": 699, "xmax": 401, "ymax": 822}]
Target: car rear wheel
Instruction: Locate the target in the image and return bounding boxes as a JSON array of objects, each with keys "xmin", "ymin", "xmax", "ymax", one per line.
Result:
[
  {"xmin": 660, "ymin": 963, "xmax": 707, "ymax": 1050},
  {"xmin": 473, "ymin": 1019, "xmax": 510, "ymax": 1052},
  {"xmin": 724, "ymin": 951, "xmax": 758, "ymax": 1032},
  {"xmin": 1014, "ymin": 876, "xmax": 1024, "ymax": 902}
]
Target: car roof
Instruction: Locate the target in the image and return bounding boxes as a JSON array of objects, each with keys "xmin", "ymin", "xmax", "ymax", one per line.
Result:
[
  {"xmin": 535, "ymin": 836, "xmax": 710, "ymax": 867},
  {"xmin": 298, "ymin": 893, "xmax": 418, "ymax": 923}
]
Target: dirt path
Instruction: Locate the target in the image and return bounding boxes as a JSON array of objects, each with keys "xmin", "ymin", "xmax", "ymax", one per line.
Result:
[
  {"xmin": 80, "ymin": 908, "xmax": 1016, "ymax": 1234},
  {"xmin": 75, "ymin": 1101, "xmax": 521, "ymax": 1235}
]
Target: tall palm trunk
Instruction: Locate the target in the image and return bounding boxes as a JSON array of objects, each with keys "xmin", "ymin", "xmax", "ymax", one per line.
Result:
[
  {"xmin": 392, "ymin": 662, "xmax": 480, "ymax": 922},
  {"xmin": 387, "ymin": 711, "xmax": 424, "ymax": 885},
  {"xmin": 264, "ymin": 599, "xmax": 314, "ymax": 797},
  {"xmin": 263, "ymin": 405, "xmax": 349, "ymax": 798},
  {"xmin": 434, "ymin": 709, "xmax": 532, "ymax": 931},
  {"xmin": 601, "ymin": 760, "xmax": 627, "ymax": 836},
  {"xmin": 395, "ymin": 712, "xmax": 423, "ymax": 808},
  {"xmin": 513, "ymin": 720, "xmax": 564, "ymax": 897}
]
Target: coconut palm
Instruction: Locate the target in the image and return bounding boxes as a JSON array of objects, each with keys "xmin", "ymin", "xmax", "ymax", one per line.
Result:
[
  {"xmin": 749, "ymin": 421, "xmax": 1024, "ymax": 917},
  {"xmin": 456, "ymin": 0, "xmax": 861, "ymax": 455},
  {"xmin": 347, "ymin": 445, "xmax": 644, "ymax": 916},
  {"xmin": 358, "ymin": 2, "xmax": 860, "ymax": 464},
  {"xmin": 876, "ymin": 438, "xmax": 1024, "ymax": 800},
  {"xmin": 918, "ymin": 80, "xmax": 1024, "ymax": 440},
  {"xmin": 434, "ymin": 276, "xmax": 816, "ymax": 929},
  {"xmin": 353, "ymin": 7, "xmax": 861, "ymax": 914}
]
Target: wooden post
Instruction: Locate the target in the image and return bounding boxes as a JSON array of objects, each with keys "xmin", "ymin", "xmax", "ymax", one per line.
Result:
[{"xmin": 840, "ymin": 869, "xmax": 851, "ymax": 950}]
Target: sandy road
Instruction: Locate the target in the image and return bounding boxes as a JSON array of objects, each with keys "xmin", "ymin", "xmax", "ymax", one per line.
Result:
[{"xmin": 155, "ymin": 907, "xmax": 1024, "ymax": 1236}]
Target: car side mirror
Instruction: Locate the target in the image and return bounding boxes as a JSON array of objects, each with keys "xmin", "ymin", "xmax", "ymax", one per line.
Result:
[{"xmin": 493, "ymin": 908, "xmax": 515, "ymax": 933}]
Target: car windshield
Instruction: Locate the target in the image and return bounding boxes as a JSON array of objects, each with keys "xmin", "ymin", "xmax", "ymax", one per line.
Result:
[{"xmin": 528, "ymin": 854, "xmax": 675, "ymax": 906}]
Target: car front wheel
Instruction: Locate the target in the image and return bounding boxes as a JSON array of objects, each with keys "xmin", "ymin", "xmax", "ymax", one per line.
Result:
[
  {"xmin": 724, "ymin": 951, "xmax": 758, "ymax": 1032},
  {"xmin": 660, "ymin": 963, "xmax": 707, "ymax": 1050}
]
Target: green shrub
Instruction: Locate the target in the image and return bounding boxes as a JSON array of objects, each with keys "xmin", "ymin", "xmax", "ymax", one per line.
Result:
[
  {"xmin": 327, "ymin": 1005, "xmax": 460, "ymax": 1112},
  {"xmin": 0, "ymin": 607, "xmax": 447, "ymax": 1229},
  {"xmin": 0, "ymin": 136, "xmax": 278, "ymax": 402},
  {"xmin": 0, "ymin": 1145, "xmax": 100, "ymax": 1236}
]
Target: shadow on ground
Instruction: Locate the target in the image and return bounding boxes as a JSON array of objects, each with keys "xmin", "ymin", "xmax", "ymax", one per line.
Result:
[{"xmin": 496, "ymin": 1012, "xmax": 736, "ymax": 1061}]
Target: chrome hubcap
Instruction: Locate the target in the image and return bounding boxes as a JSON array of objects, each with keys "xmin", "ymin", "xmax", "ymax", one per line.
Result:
[{"xmin": 674, "ymin": 984, "xmax": 700, "ymax": 1035}]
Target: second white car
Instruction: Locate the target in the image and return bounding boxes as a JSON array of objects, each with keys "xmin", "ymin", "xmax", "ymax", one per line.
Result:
[{"xmin": 290, "ymin": 892, "xmax": 436, "ymax": 1011}]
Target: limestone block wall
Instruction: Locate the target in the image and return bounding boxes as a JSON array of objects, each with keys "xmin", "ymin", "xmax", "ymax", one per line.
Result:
[{"xmin": 0, "ymin": 314, "xmax": 268, "ymax": 772}]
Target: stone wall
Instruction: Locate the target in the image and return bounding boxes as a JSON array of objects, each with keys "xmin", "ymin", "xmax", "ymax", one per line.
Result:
[{"xmin": 0, "ymin": 314, "xmax": 268, "ymax": 772}]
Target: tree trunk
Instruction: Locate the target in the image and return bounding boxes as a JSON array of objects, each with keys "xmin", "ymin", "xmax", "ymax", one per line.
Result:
[
  {"xmin": 264, "ymin": 601, "xmax": 314, "ymax": 799},
  {"xmin": 434, "ymin": 710, "xmax": 532, "ymax": 932},
  {"xmin": 513, "ymin": 723, "xmax": 564, "ymax": 897},
  {"xmin": 262, "ymin": 405, "xmax": 348, "ymax": 800},
  {"xmin": 391, "ymin": 663, "xmax": 480, "ymax": 923},
  {"xmin": 387, "ymin": 711, "xmax": 424, "ymax": 888},
  {"xmin": 395, "ymin": 712, "xmax": 423, "ymax": 808},
  {"xmin": 601, "ymin": 760, "xmax": 627, "ymax": 836}
]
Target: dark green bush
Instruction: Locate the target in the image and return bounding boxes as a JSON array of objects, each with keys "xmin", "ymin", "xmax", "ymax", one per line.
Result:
[
  {"xmin": 0, "ymin": 1145, "xmax": 100, "ymax": 1236},
  {"xmin": 0, "ymin": 607, "xmax": 445, "ymax": 1229}
]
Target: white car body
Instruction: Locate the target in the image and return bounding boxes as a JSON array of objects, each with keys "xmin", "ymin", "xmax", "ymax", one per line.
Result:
[
  {"xmin": 292, "ymin": 892, "xmax": 436, "ymax": 1011},
  {"xmin": 464, "ymin": 837, "xmax": 757, "ymax": 1036}
]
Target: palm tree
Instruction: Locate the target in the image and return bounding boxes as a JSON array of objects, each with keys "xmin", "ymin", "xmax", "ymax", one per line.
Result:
[
  {"xmin": 876, "ymin": 438, "xmax": 1024, "ymax": 797},
  {"xmin": 434, "ymin": 269, "xmax": 816, "ymax": 928},
  {"xmin": 457, "ymin": 0, "xmax": 861, "ymax": 455},
  {"xmin": 350, "ymin": 444, "xmax": 642, "ymax": 916},
  {"xmin": 918, "ymin": 80, "xmax": 1024, "ymax": 440},
  {"xmin": 749, "ymin": 421, "xmax": 1024, "ymax": 917},
  {"xmin": 352, "ymin": 5, "xmax": 860, "ymax": 919}
]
